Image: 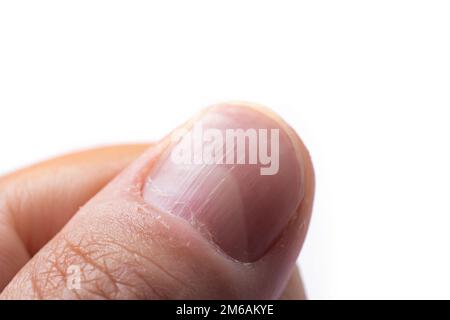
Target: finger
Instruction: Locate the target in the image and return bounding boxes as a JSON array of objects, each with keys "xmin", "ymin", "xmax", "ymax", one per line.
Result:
[
  {"xmin": 1, "ymin": 144, "xmax": 149, "ymax": 253},
  {"xmin": 0, "ymin": 145, "xmax": 148, "ymax": 290},
  {"xmin": 1, "ymin": 102, "xmax": 315, "ymax": 299},
  {"xmin": 0, "ymin": 144, "xmax": 304, "ymax": 297},
  {"xmin": 279, "ymin": 266, "xmax": 306, "ymax": 300}
]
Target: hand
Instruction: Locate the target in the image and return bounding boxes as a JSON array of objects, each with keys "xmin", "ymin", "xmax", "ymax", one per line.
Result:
[{"xmin": 0, "ymin": 103, "xmax": 314, "ymax": 299}]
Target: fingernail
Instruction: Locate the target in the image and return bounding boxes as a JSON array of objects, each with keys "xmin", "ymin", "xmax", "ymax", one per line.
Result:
[{"xmin": 143, "ymin": 104, "xmax": 304, "ymax": 262}]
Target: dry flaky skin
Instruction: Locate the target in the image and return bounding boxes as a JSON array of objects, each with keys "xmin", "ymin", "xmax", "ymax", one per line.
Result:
[
  {"xmin": 0, "ymin": 103, "xmax": 314, "ymax": 300},
  {"xmin": 3, "ymin": 196, "xmax": 243, "ymax": 300}
]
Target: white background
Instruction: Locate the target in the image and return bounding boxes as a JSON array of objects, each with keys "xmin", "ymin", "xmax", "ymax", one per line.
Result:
[{"xmin": 1, "ymin": 1, "xmax": 450, "ymax": 299}]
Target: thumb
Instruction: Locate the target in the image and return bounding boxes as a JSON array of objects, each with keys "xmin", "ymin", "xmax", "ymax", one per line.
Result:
[{"xmin": 1, "ymin": 102, "xmax": 314, "ymax": 300}]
